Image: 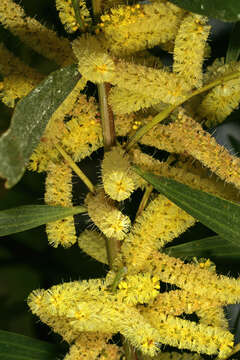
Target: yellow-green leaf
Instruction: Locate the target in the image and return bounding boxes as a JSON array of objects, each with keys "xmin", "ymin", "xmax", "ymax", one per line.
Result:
[
  {"xmin": 133, "ymin": 166, "xmax": 240, "ymax": 247},
  {"xmin": 0, "ymin": 330, "xmax": 60, "ymax": 360},
  {"xmin": 0, "ymin": 205, "xmax": 86, "ymax": 236},
  {"xmin": 0, "ymin": 64, "xmax": 81, "ymax": 189}
]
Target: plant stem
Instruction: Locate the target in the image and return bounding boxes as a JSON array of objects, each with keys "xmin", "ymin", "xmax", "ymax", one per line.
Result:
[
  {"xmin": 135, "ymin": 185, "xmax": 153, "ymax": 219},
  {"xmin": 55, "ymin": 143, "xmax": 95, "ymax": 193},
  {"xmin": 71, "ymin": 0, "xmax": 86, "ymax": 32},
  {"xmin": 98, "ymin": 83, "xmax": 116, "ymax": 150},
  {"xmin": 126, "ymin": 70, "xmax": 240, "ymax": 150},
  {"xmin": 218, "ymin": 343, "xmax": 240, "ymax": 360},
  {"xmin": 92, "ymin": 0, "xmax": 102, "ymax": 14}
]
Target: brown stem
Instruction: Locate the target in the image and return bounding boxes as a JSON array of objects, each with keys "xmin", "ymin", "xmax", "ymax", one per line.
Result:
[{"xmin": 98, "ymin": 83, "xmax": 116, "ymax": 150}]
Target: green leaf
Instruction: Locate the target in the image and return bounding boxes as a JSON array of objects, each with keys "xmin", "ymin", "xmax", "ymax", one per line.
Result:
[
  {"xmin": 0, "ymin": 205, "xmax": 86, "ymax": 236},
  {"xmin": 226, "ymin": 22, "xmax": 240, "ymax": 63},
  {"xmin": 133, "ymin": 166, "xmax": 240, "ymax": 247},
  {"xmin": 0, "ymin": 330, "xmax": 60, "ymax": 360},
  {"xmin": 168, "ymin": 0, "xmax": 240, "ymax": 22},
  {"xmin": 165, "ymin": 235, "xmax": 240, "ymax": 261},
  {"xmin": 0, "ymin": 64, "xmax": 81, "ymax": 189}
]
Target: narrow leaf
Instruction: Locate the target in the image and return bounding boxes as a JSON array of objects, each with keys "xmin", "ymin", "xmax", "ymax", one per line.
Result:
[
  {"xmin": 0, "ymin": 205, "xmax": 86, "ymax": 236},
  {"xmin": 0, "ymin": 64, "xmax": 81, "ymax": 189},
  {"xmin": 226, "ymin": 22, "xmax": 240, "ymax": 63},
  {"xmin": 165, "ymin": 235, "xmax": 240, "ymax": 261},
  {"xmin": 133, "ymin": 166, "xmax": 240, "ymax": 247},
  {"xmin": 168, "ymin": 0, "xmax": 240, "ymax": 22},
  {"xmin": 0, "ymin": 330, "xmax": 60, "ymax": 360}
]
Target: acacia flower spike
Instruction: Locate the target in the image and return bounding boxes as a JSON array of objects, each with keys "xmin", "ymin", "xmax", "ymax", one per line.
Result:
[{"xmin": 126, "ymin": 69, "xmax": 240, "ymax": 150}]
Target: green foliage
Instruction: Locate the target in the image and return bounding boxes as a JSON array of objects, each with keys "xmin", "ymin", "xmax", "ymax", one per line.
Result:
[
  {"xmin": 134, "ymin": 166, "xmax": 240, "ymax": 247},
  {"xmin": 0, "ymin": 64, "xmax": 81, "ymax": 189},
  {"xmin": 168, "ymin": 0, "xmax": 240, "ymax": 22},
  {"xmin": 0, "ymin": 330, "xmax": 60, "ymax": 360},
  {"xmin": 165, "ymin": 235, "xmax": 240, "ymax": 262},
  {"xmin": 0, "ymin": 205, "xmax": 85, "ymax": 236},
  {"xmin": 226, "ymin": 22, "xmax": 240, "ymax": 63}
]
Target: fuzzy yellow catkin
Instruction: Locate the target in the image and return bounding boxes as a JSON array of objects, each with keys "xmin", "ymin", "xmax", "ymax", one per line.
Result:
[
  {"xmin": 197, "ymin": 305, "xmax": 229, "ymax": 329},
  {"xmin": 101, "ymin": 146, "xmax": 138, "ymax": 201},
  {"xmin": 141, "ymin": 110, "xmax": 240, "ymax": 190},
  {"xmin": 85, "ymin": 189, "xmax": 131, "ymax": 240},
  {"xmin": 56, "ymin": 0, "xmax": 91, "ymax": 33},
  {"xmin": 99, "ymin": 2, "xmax": 185, "ymax": 56},
  {"xmin": 45, "ymin": 162, "xmax": 76, "ymax": 248},
  {"xmin": 148, "ymin": 252, "xmax": 240, "ymax": 304},
  {"xmin": 28, "ymin": 280, "xmax": 161, "ymax": 356},
  {"xmin": 173, "ymin": 14, "xmax": 210, "ymax": 88},
  {"xmin": 108, "ymin": 86, "xmax": 165, "ymax": 114},
  {"xmin": 147, "ymin": 289, "xmax": 223, "ymax": 318},
  {"xmin": 61, "ymin": 94, "xmax": 103, "ymax": 162},
  {"xmin": 121, "ymin": 193, "xmax": 195, "ymax": 272},
  {"xmin": 72, "ymin": 34, "xmax": 116, "ymax": 84},
  {"xmin": 72, "ymin": 35, "xmax": 191, "ymax": 104},
  {"xmin": 142, "ymin": 310, "xmax": 234, "ymax": 358},
  {"xmin": 0, "ymin": 0, "xmax": 74, "ymax": 66},
  {"xmin": 116, "ymin": 273, "xmax": 160, "ymax": 305},
  {"xmin": 0, "ymin": 43, "xmax": 44, "ymax": 107},
  {"xmin": 78, "ymin": 230, "xmax": 108, "ymax": 264},
  {"xmin": 131, "ymin": 149, "xmax": 240, "ymax": 202},
  {"xmin": 64, "ymin": 332, "xmax": 113, "ymax": 360},
  {"xmin": 197, "ymin": 60, "xmax": 240, "ymax": 126}
]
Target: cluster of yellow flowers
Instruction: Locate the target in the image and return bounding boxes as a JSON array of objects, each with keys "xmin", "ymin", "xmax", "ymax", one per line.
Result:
[{"xmin": 1, "ymin": 0, "xmax": 240, "ymax": 359}]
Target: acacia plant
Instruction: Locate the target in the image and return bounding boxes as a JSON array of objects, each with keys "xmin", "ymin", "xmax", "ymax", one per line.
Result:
[{"xmin": 1, "ymin": 0, "xmax": 240, "ymax": 359}]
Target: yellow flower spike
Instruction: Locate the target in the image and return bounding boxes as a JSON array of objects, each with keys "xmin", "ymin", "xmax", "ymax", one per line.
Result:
[
  {"xmin": 109, "ymin": 86, "xmax": 164, "ymax": 114},
  {"xmin": 56, "ymin": 0, "xmax": 91, "ymax": 33},
  {"xmin": 85, "ymin": 189, "xmax": 131, "ymax": 241},
  {"xmin": 121, "ymin": 193, "xmax": 195, "ymax": 273},
  {"xmin": 28, "ymin": 279, "xmax": 161, "ymax": 356},
  {"xmin": 173, "ymin": 14, "xmax": 210, "ymax": 88},
  {"xmin": 142, "ymin": 310, "xmax": 234, "ymax": 358},
  {"xmin": 112, "ymin": 60, "xmax": 191, "ymax": 105},
  {"xmin": 45, "ymin": 162, "xmax": 77, "ymax": 248},
  {"xmin": 100, "ymin": 2, "xmax": 186, "ymax": 56},
  {"xmin": 0, "ymin": 0, "xmax": 74, "ymax": 66},
  {"xmin": 72, "ymin": 34, "xmax": 116, "ymax": 83},
  {"xmin": 64, "ymin": 332, "xmax": 112, "ymax": 360},
  {"xmin": 131, "ymin": 148, "xmax": 240, "ymax": 202},
  {"xmin": 62, "ymin": 94, "xmax": 103, "ymax": 162},
  {"xmin": 101, "ymin": 146, "xmax": 138, "ymax": 201},
  {"xmin": 117, "ymin": 273, "xmax": 160, "ymax": 305},
  {"xmin": 197, "ymin": 60, "xmax": 240, "ymax": 126},
  {"xmin": 0, "ymin": 43, "xmax": 44, "ymax": 107},
  {"xmin": 78, "ymin": 230, "xmax": 108, "ymax": 264},
  {"xmin": 148, "ymin": 252, "xmax": 240, "ymax": 305},
  {"xmin": 140, "ymin": 110, "xmax": 240, "ymax": 190}
]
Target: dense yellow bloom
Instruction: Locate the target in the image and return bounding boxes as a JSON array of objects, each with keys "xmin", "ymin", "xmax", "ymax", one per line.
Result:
[
  {"xmin": 122, "ymin": 194, "xmax": 195, "ymax": 272},
  {"xmin": 141, "ymin": 110, "xmax": 240, "ymax": 190},
  {"xmin": 131, "ymin": 149, "xmax": 240, "ymax": 202},
  {"xmin": 0, "ymin": 0, "xmax": 74, "ymax": 66},
  {"xmin": 45, "ymin": 162, "xmax": 76, "ymax": 247},
  {"xmin": 56, "ymin": 0, "xmax": 91, "ymax": 33},
  {"xmin": 197, "ymin": 60, "xmax": 240, "ymax": 126},
  {"xmin": 100, "ymin": 2, "xmax": 185, "ymax": 56},
  {"xmin": 173, "ymin": 14, "xmax": 210, "ymax": 88},
  {"xmin": 0, "ymin": 43, "xmax": 43, "ymax": 107},
  {"xmin": 102, "ymin": 146, "xmax": 138, "ymax": 201},
  {"xmin": 85, "ymin": 189, "xmax": 131, "ymax": 240},
  {"xmin": 148, "ymin": 252, "xmax": 240, "ymax": 304}
]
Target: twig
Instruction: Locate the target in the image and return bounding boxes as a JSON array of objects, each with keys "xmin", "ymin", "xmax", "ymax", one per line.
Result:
[{"xmin": 55, "ymin": 143, "xmax": 95, "ymax": 193}]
